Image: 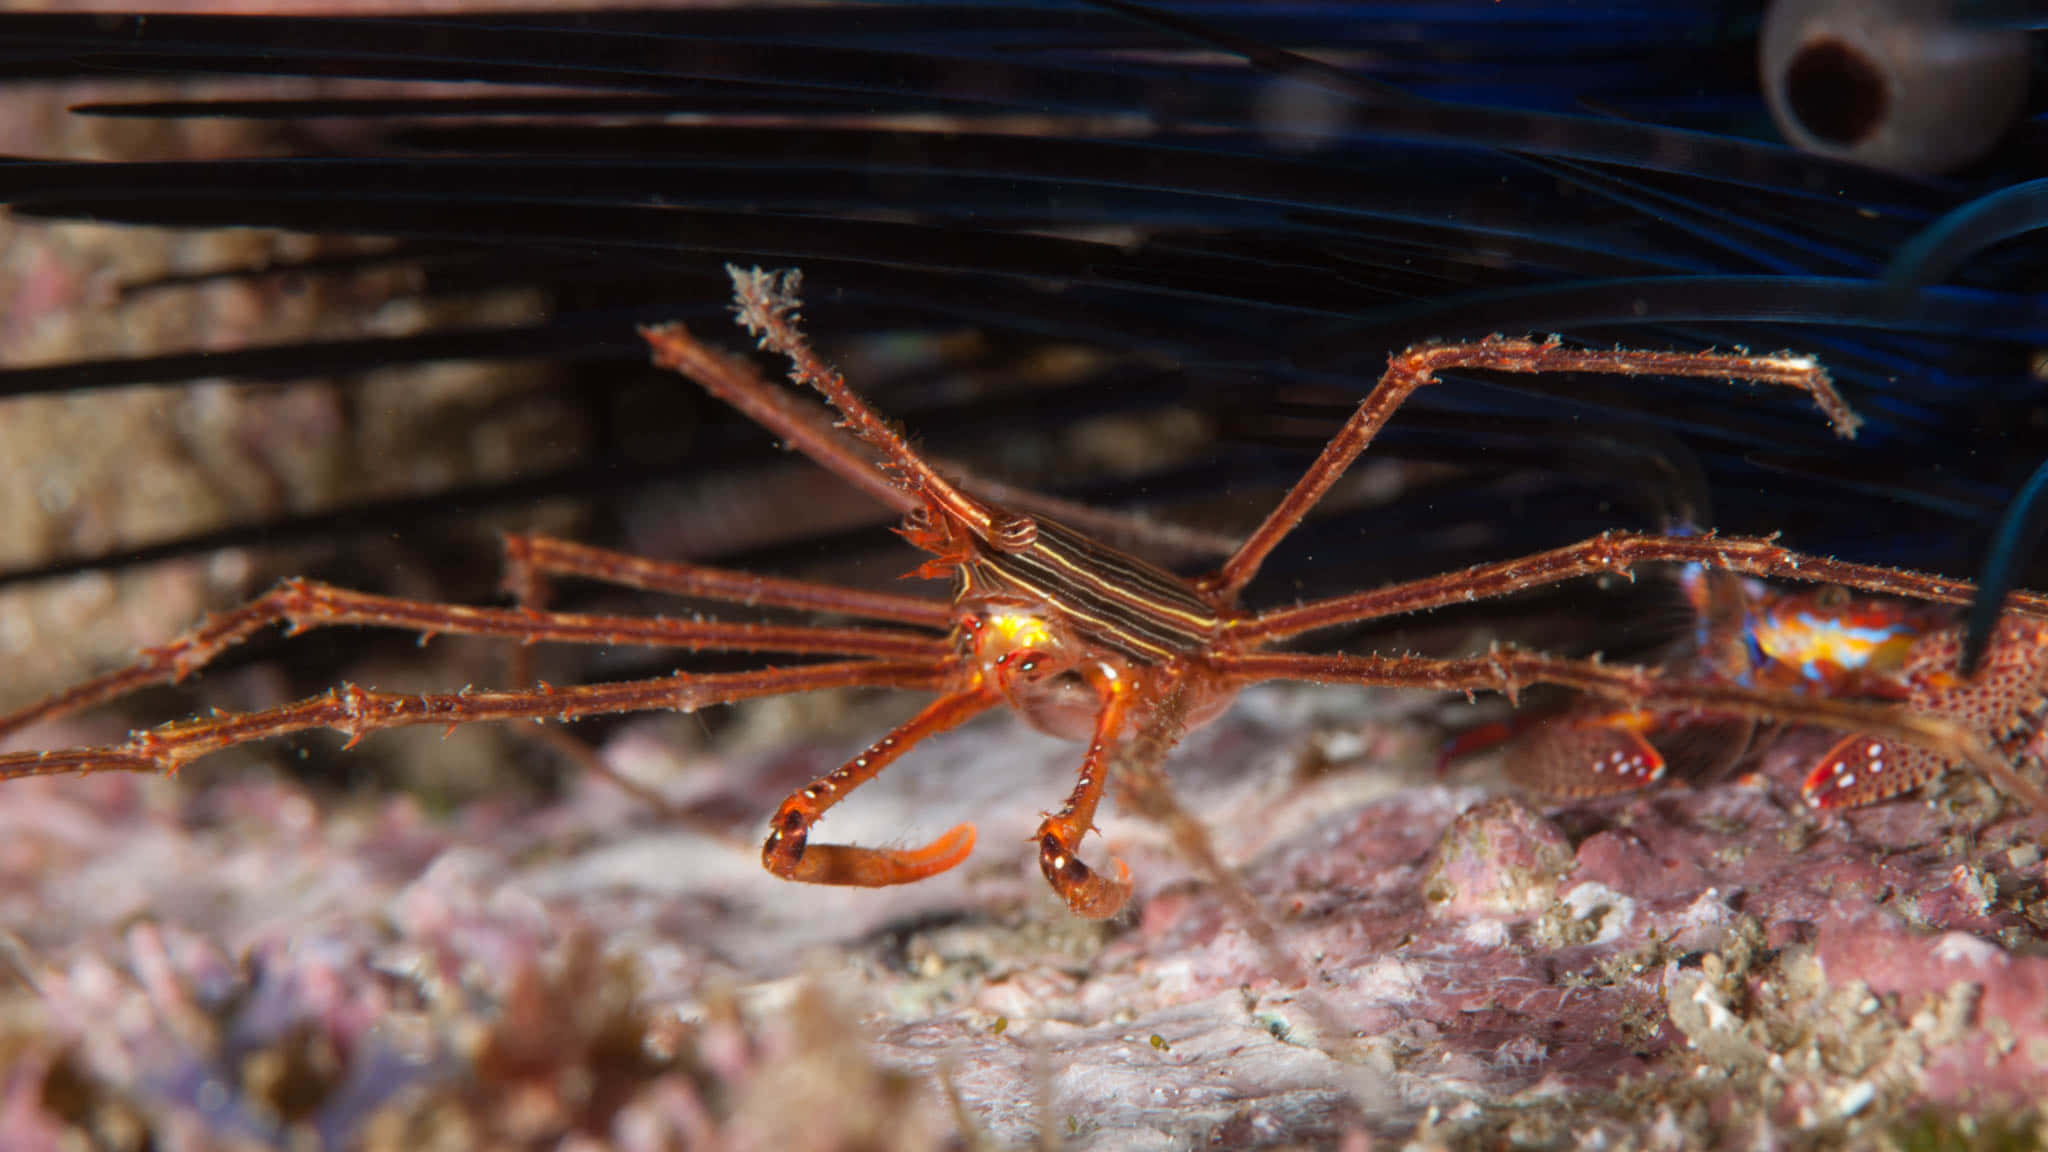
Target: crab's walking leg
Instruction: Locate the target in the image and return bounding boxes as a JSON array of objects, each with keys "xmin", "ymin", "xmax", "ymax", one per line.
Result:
[
  {"xmin": 502, "ymin": 534, "xmax": 955, "ymax": 629},
  {"xmin": 1209, "ymin": 339, "xmax": 1857, "ymax": 599},
  {"xmin": 0, "ymin": 660, "xmax": 955, "ymax": 781},
  {"xmin": 494, "ymin": 534, "xmax": 955, "ymax": 811},
  {"xmin": 1035, "ymin": 678, "xmax": 1135, "ymax": 919},
  {"xmin": 762, "ymin": 682, "xmax": 999, "ymax": 888},
  {"xmin": 0, "ymin": 579, "xmax": 950, "ymax": 745},
  {"xmin": 1236, "ymin": 530, "xmax": 2048, "ymax": 644},
  {"xmin": 0, "ymin": 593, "xmax": 282, "ymax": 745},
  {"xmin": 280, "ymin": 581, "xmax": 948, "ymax": 660}
]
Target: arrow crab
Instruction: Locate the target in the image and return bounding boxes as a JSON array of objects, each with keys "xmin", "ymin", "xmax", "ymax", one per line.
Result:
[{"xmin": 4, "ymin": 266, "xmax": 2042, "ymax": 918}]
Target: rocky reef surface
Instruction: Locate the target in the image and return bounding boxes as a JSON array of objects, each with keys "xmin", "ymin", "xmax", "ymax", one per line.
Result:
[{"xmin": 3, "ymin": 680, "xmax": 2043, "ymax": 1150}]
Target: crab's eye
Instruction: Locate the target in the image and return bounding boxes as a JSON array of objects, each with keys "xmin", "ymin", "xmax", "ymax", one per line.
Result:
[{"xmin": 991, "ymin": 514, "xmax": 1039, "ymax": 552}]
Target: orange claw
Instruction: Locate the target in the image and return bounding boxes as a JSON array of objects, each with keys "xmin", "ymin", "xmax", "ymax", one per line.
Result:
[
  {"xmin": 1039, "ymin": 836, "xmax": 1134, "ymax": 919},
  {"xmin": 781, "ymin": 823, "xmax": 977, "ymax": 887}
]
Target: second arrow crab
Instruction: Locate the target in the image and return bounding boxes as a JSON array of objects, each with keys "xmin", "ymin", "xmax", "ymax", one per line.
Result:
[{"xmin": 3, "ymin": 266, "xmax": 2044, "ymax": 919}]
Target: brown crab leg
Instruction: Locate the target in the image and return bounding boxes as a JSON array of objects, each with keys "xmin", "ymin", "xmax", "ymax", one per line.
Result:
[
  {"xmin": 1235, "ymin": 529, "xmax": 2048, "ymax": 644},
  {"xmin": 502, "ymin": 533, "xmax": 956, "ymax": 629},
  {"xmin": 0, "ymin": 578, "xmax": 949, "ymax": 745},
  {"xmin": 0, "ymin": 660, "xmax": 958, "ymax": 781},
  {"xmin": 492, "ymin": 532, "xmax": 961, "ymax": 812},
  {"xmin": 1207, "ymin": 338, "xmax": 1857, "ymax": 600}
]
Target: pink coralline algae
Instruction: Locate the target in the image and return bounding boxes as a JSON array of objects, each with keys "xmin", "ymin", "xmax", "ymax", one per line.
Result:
[{"xmin": 0, "ymin": 686, "xmax": 2043, "ymax": 1148}]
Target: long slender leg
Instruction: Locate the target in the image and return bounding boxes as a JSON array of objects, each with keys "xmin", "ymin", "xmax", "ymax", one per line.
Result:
[
  {"xmin": 313, "ymin": 582, "xmax": 948, "ymax": 660},
  {"xmin": 1208, "ymin": 339, "xmax": 1857, "ymax": 599},
  {"xmin": 278, "ymin": 581, "xmax": 949, "ymax": 660},
  {"xmin": 1235, "ymin": 530, "xmax": 2048, "ymax": 644},
  {"xmin": 0, "ymin": 593, "xmax": 283, "ymax": 745},
  {"xmin": 1206, "ymin": 650, "xmax": 2048, "ymax": 812},
  {"xmin": 761, "ymin": 683, "xmax": 1000, "ymax": 887},
  {"xmin": 502, "ymin": 534, "xmax": 961, "ymax": 816},
  {"xmin": 496, "ymin": 536, "xmax": 712, "ymax": 818},
  {"xmin": 0, "ymin": 660, "xmax": 957, "ymax": 781},
  {"xmin": 1034, "ymin": 678, "xmax": 1135, "ymax": 919},
  {"xmin": 0, "ymin": 579, "xmax": 949, "ymax": 745},
  {"xmin": 502, "ymin": 533, "xmax": 956, "ymax": 629}
]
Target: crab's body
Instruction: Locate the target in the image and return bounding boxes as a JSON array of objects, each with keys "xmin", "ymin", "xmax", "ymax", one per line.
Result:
[{"xmin": 934, "ymin": 508, "xmax": 1233, "ymax": 742}]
